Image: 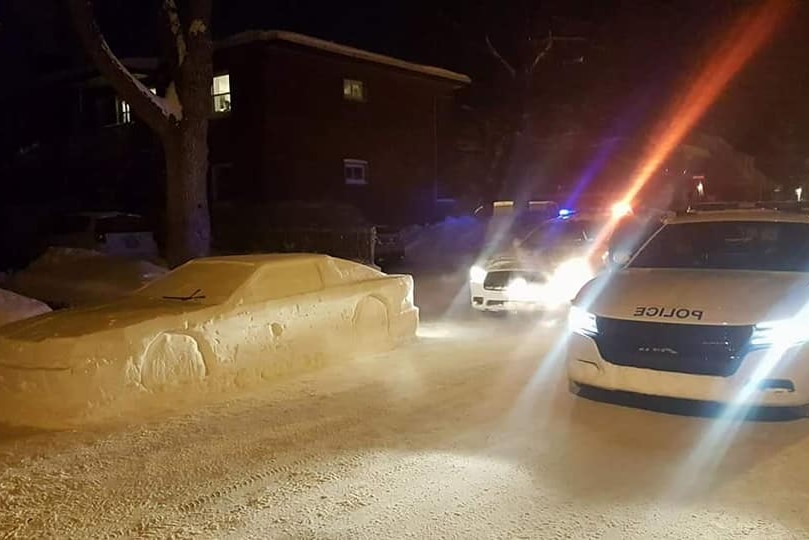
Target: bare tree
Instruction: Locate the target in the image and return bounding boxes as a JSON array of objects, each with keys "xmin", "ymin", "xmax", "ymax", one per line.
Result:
[
  {"xmin": 441, "ymin": 1, "xmax": 587, "ymax": 200},
  {"xmin": 68, "ymin": 0, "xmax": 212, "ymax": 267},
  {"xmin": 482, "ymin": 28, "xmax": 586, "ymax": 200}
]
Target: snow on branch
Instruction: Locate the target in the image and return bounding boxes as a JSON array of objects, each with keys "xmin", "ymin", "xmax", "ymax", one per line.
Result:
[
  {"xmin": 68, "ymin": 0, "xmax": 181, "ymax": 132},
  {"xmin": 189, "ymin": 19, "xmax": 208, "ymax": 36},
  {"xmin": 485, "ymin": 34, "xmax": 517, "ymax": 79},
  {"xmin": 163, "ymin": 0, "xmax": 188, "ymax": 66}
]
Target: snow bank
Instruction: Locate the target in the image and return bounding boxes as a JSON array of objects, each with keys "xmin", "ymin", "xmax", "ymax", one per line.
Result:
[
  {"xmin": 405, "ymin": 217, "xmax": 488, "ymax": 270},
  {"xmin": 6, "ymin": 247, "xmax": 167, "ymax": 307},
  {"xmin": 0, "ymin": 288, "xmax": 51, "ymax": 327},
  {"xmin": 405, "ymin": 216, "xmax": 523, "ymax": 271}
]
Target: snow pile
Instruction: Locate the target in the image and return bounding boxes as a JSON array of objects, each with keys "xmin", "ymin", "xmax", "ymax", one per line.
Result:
[
  {"xmin": 6, "ymin": 247, "xmax": 167, "ymax": 307},
  {"xmin": 405, "ymin": 216, "xmax": 522, "ymax": 270},
  {"xmin": 405, "ymin": 216, "xmax": 488, "ymax": 270},
  {"xmin": 0, "ymin": 288, "xmax": 51, "ymax": 327}
]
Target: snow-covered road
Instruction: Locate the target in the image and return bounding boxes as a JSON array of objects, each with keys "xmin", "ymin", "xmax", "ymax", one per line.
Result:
[{"xmin": 2, "ymin": 271, "xmax": 809, "ymax": 538}]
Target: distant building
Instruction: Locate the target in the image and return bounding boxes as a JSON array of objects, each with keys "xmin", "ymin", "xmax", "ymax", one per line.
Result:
[{"xmin": 2, "ymin": 31, "xmax": 470, "ymax": 226}]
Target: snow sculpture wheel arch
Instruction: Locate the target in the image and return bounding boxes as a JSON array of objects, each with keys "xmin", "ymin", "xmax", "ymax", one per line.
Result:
[{"xmin": 140, "ymin": 333, "xmax": 209, "ymax": 391}]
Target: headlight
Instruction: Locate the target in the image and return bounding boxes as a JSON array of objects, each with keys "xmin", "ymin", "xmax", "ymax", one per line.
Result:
[
  {"xmin": 555, "ymin": 257, "xmax": 592, "ymax": 279},
  {"xmin": 569, "ymin": 305, "xmax": 598, "ymax": 336},
  {"xmin": 611, "ymin": 201, "xmax": 632, "ymax": 217},
  {"xmin": 469, "ymin": 265, "xmax": 487, "ymax": 284},
  {"xmin": 506, "ymin": 277, "xmax": 542, "ymax": 301},
  {"xmin": 750, "ymin": 319, "xmax": 808, "ymax": 348},
  {"xmin": 550, "ymin": 257, "xmax": 594, "ymax": 298}
]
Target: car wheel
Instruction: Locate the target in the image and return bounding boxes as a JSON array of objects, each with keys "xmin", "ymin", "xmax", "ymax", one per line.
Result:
[{"xmin": 140, "ymin": 333, "xmax": 208, "ymax": 391}]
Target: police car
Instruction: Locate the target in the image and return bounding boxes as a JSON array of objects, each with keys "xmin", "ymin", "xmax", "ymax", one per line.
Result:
[
  {"xmin": 568, "ymin": 206, "xmax": 809, "ymax": 411},
  {"xmin": 469, "ymin": 205, "xmax": 641, "ymax": 313}
]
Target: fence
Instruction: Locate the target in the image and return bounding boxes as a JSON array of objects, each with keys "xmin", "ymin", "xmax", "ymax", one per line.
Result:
[{"xmin": 212, "ymin": 204, "xmax": 376, "ymax": 265}]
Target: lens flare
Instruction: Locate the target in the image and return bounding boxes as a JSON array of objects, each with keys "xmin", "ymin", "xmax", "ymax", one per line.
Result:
[{"xmin": 588, "ymin": 0, "xmax": 791, "ymax": 257}]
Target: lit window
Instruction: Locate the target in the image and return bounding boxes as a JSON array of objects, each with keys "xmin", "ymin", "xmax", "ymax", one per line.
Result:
[
  {"xmin": 343, "ymin": 79, "xmax": 365, "ymax": 102},
  {"xmin": 344, "ymin": 159, "xmax": 368, "ymax": 185},
  {"xmin": 115, "ymin": 87, "xmax": 156, "ymax": 125},
  {"xmin": 117, "ymin": 98, "xmax": 131, "ymax": 124},
  {"xmin": 212, "ymin": 74, "xmax": 231, "ymax": 113}
]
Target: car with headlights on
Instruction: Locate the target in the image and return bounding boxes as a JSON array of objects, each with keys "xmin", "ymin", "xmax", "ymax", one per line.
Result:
[
  {"xmin": 568, "ymin": 208, "xmax": 809, "ymax": 412},
  {"xmin": 0, "ymin": 254, "xmax": 417, "ymax": 427},
  {"xmin": 469, "ymin": 209, "xmax": 641, "ymax": 313}
]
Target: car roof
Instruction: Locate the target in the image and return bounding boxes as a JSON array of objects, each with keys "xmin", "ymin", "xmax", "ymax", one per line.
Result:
[
  {"xmin": 192, "ymin": 253, "xmax": 333, "ymax": 266},
  {"xmin": 665, "ymin": 209, "xmax": 809, "ymax": 225}
]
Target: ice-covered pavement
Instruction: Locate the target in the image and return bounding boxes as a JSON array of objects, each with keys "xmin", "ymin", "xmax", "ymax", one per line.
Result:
[{"xmin": 1, "ymin": 270, "xmax": 809, "ymax": 538}]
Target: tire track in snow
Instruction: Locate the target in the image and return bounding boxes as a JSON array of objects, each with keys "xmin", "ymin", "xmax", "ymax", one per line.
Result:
[
  {"xmin": 130, "ymin": 359, "xmax": 509, "ymax": 538},
  {"xmin": 190, "ymin": 362, "xmax": 534, "ymax": 538}
]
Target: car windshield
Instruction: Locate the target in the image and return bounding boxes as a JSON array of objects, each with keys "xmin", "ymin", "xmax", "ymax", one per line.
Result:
[
  {"xmin": 521, "ymin": 219, "xmax": 602, "ymax": 250},
  {"xmin": 630, "ymin": 221, "xmax": 809, "ymax": 272},
  {"xmin": 96, "ymin": 215, "xmax": 149, "ymax": 234},
  {"xmin": 135, "ymin": 261, "xmax": 256, "ymax": 304},
  {"xmin": 51, "ymin": 215, "xmax": 90, "ymax": 234}
]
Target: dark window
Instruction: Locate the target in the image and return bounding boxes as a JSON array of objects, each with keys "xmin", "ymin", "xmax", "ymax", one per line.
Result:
[
  {"xmin": 344, "ymin": 159, "xmax": 368, "ymax": 185},
  {"xmin": 630, "ymin": 221, "xmax": 809, "ymax": 272}
]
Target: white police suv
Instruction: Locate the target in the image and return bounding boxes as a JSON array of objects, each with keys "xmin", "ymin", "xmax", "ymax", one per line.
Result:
[{"xmin": 568, "ymin": 207, "xmax": 809, "ymax": 410}]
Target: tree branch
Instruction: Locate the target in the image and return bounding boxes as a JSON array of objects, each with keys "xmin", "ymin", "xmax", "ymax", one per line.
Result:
[
  {"xmin": 528, "ymin": 32, "xmax": 587, "ymax": 74},
  {"xmin": 163, "ymin": 0, "xmax": 187, "ymax": 67},
  {"xmin": 529, "ymin": 30, "xmax": 555, "ymax": 74},
  {"xmin": 485, "ymin": 34, "xmax": 517, "ymax": 78},
  {"xmin": 68, "ymin": 0, "xmax": 176, "ymax": 136}
]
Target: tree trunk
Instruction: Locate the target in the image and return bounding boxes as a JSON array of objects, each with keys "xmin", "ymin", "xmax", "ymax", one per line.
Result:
[
  {"xmin": 69, "ymin": 0, "xmax": 213, "ymax": 268},
  {"xmin": 164, "ymin": 118, "xmax": 211, "ymax": 268}
]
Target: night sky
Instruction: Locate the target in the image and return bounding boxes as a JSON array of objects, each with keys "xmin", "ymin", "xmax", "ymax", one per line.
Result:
[{"xmin": 2, "ymin": 0, "xmax": 808, "ymax": 178}]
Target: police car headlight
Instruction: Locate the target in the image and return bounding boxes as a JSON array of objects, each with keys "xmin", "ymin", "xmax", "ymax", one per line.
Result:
[
  {"xmin": 552, "ymin": 257, "xmax": 594, "ymax": 294},
  {"xmin": 506, "ymin": 277, "xmax": 542, "ymax": 301},
  {"xmin": 751, "ymin": 319, "xmax": 809, "ymax": 348},
  {"xmin": 469, "ymin": 265, "xmax": 487, "ymax": 284},
  {"xmin": 569, "ymin": 306, "xmax": 598, "ymax": 336}
]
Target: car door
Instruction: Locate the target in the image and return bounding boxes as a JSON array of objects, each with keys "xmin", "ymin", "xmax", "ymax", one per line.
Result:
[{"xmin": 229, "ymin": 260, "xmax": 332, "ymax": 377}]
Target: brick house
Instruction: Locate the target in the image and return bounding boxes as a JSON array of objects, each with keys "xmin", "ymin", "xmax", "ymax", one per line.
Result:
[{"xmin": 3, "ymin": 31, "xmax": 470, "ymax": 228}]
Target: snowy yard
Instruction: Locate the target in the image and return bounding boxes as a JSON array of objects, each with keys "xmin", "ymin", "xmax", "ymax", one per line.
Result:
[{"xmin": 1, "ymin": 270, "xmax": 809, "ymax": 538}]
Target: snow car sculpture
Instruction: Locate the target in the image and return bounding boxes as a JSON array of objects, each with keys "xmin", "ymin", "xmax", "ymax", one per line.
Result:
[{"xmin": 0, "ymin": 254, "xmax": 418, "ymax": 427}]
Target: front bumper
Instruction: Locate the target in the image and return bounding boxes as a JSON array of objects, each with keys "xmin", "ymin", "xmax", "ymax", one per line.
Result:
[
  {"xmin": 469, "ymin": 282, "xmax": 568, "ymax": 312},
  {"xmin": 567, "ymin": 333, "xmax": 809, "ymax": 407}
]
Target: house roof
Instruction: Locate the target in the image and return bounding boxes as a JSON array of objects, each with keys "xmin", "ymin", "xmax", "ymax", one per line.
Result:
[{"xmin": 217, "ymin": 30, "xmax": 471, "ymax": 85}]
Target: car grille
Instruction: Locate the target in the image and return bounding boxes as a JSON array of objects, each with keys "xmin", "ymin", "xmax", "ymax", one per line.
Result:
[
  {"xmin": 594, "ymin": 318, "xmax": 753, "ymax": 377},
  {"xmin": 483, "ymin": 271, "xmax": 544, "ymax": 291}
]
